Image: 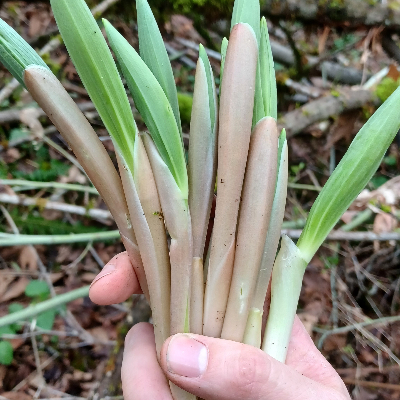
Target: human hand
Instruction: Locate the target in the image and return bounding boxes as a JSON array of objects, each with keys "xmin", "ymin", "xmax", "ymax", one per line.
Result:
[{"xmin": 90, "ymin": 252, "xmax": 351, "ymax": 400}]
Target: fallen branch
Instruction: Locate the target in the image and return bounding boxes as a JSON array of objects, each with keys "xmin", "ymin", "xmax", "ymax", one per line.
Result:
[
  {"xmin": 0, "ymin": 193, "xmax": 112, "ymax": 222},
  {"xmin": 263, "ymin": 0, "xmax": 400, "ymax": 31},
  {"xmin": 317, "ymin": 314, "xmax": 400, "ymax": 349},
  {"xmin": 280, "ymin": 88, "xmax": 376, "ymax": 136},
  {"xmin": 0, "ymin": 101, "xmax": 95, "ymax": 125},
  {"xmin": 1, "ymin": 179, "xmax": 99, "ymax": 194},
  {"xmin": 0, "ymin": 230, "xmax": 120, "ymax": 246},
  {"xmin": 2, "ymin": 227, "xmax": 397, "ymax": 248},
  {"xmin": 382, "ymin": 32, "xmax": 400, "ymax": 64},
  {"xmin": 342, "ymin": 378, "xmax": 400, "ymax": 391},
  {"xmin": 177, "ymin": 37, "xmax": 366, "ymax": 85}
]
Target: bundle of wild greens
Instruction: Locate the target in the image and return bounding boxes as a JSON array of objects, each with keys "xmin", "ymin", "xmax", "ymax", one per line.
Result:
[{"xmin": 1, "ymin": 0, "xmax": 400, "ymax": 398}]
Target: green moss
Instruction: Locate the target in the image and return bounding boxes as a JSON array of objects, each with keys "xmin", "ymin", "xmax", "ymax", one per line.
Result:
[
  {"xmin": 177, "ymin": 92, "xmax": 193, "ymax": 126},
  {"xmin": 170, "ymin": 0, "xmax": 233, "ymax": 15},
  {"xmin": 376, "ymin": 77, "xmax": 400, "ymax": 103},
  {"xmin": 330, "ymin": 89, "xmax": 340, "ymax": 97}
]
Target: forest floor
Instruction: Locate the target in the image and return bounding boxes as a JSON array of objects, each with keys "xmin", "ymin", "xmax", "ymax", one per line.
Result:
[{"xmin": 1, "ymin": 0, "xmax": 400, "ymax": 399}]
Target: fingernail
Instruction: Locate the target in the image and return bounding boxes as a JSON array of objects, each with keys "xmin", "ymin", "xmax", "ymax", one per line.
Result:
[
  {"xmin": 166, "ymin": 335, "xmax": 208, "ymax": 378},
  {"xmin": 90, "ymin": 264, "xmax": 116, "ymax": 288}
]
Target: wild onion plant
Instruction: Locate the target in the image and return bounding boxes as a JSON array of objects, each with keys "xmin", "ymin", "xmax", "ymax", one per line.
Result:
[{"xmin": 1, "ymin": 0, "xmax": 400, "ymax": 398}]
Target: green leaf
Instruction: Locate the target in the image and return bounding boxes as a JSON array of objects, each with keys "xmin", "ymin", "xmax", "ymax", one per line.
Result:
[
  {"xmin": 277, "ymin": 129, "xmax": 286, "ymax": 171},
  {"xmin": 0, "ymin": 18, "xmax": 49, "ymax": 86},
  {"xmin": 8, "ymin": 303, "xmax": 24, "ymax": 314},
  {"xmin": 260, "ymin": 17, "xmax": 277, "ymax": 120},
  {"xmin": 297, "ymin": 86, "xmax": 400, "ymax": 263},
  {"xmin": 0, "ymin": 325, "xmax": 15, "ymax": 335},
  {"xmin": 198, "ymin": 45, "xmax": 216, "ymax": 132},
  {"xmin": 36, "ymin": 309, "xmax": 56, "ymax": 330},
  {"xmin": 50, "ymin": 0, "xmax": 136, "ymax": 168},
  {"xmin": 253, "ymin": 61, "xmax": 264, "ymax": 126},
  {"xmin": 231, "ymin": 0, "xmax": 260, "ymax": 42},
  {"xmin": 9, "ymin": 128, "xmax": 30, "ymax": 142},
  {"xmin": 104, "ymin": 20, "xmax": 188, "ymax": 197},
  {"xmin": 0, "ymin": 341, "xmax": 13, "ymax": 365},
  {"xmin": 220, "ymin": 37, "xmax": 228, "ymax": 87},
  {"xmin": 136, "ymin": 0, "xmax": 182, "ymax": 134},
  {"xmin": 253, "ymin": 17, "xmax": 278, "ymax": 125},
  {"xmin": 25, "ymin": 280, "xmax": 50, "ymax": 298}
]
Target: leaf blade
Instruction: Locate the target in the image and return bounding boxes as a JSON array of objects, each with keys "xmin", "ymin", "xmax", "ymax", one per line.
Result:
[
  {"xmin": 50, "ymin": 0, "xmax": 136, "ymax": 167},
  {"xmin": 0, "ymin": 18, "xmax": 49, "ymax": 86},
  {"xmin": 231, "ymin": 0, "xmax": 260, "ymax": 42},
  {"xmin": 136, "ymin": 0, "xmax": 182, "ymax": 134},
  {"xmin": 104, "ymin": 19, "xmax": 188, "ymax": 196},
  {"xmin": 297, "ymin": 87, "xmax": 400, "ymax": 262}
]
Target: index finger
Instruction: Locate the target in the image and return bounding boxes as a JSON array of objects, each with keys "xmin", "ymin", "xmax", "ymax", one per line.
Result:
[{"xmin": 89, "ymin": 251, "xmax": 143, "ymax": 305}]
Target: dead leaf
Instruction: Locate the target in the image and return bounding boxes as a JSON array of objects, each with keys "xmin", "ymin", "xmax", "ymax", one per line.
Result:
[
  {"xmin": 0, "ymin": 364, "xmax": 6, "ymax": 389},
  {"xmin": 387, "ymin": 64, "xmax": 400, "ymax": 81},
  {"xmin": 356, "ymin": 176, "xmax": 400, "ymax": 206},
  {"xmin": 318, "ymin": 26, "xmax": 330, "ymax": 54},
  {"xmin": 323, "ymin": 333, "xmax": 347, "ymax": 352},
  {"xmin": 50, "ymin": 272, "xmax": 64, "ymax": 283},
  {"xmin": 42, "ymin": 209, "xmax": 63, "ymax": 221},
  {"xmin": 167, "ymin": 15, "xmax": 205, "ymax": 43},
  {"xmin": 373, "ymin": 212, "xmax": 397, "ymax": 250},
  {"xmin": 324, "ymin": 110, "xmax": 359, "ymax": 151},
  {"xmin": 373, "ymin": 212, "xmax": 397, "ymax": 234},
  {"xmin": 19, "ymin": 246, "xmax": 38, "ymax": 271},
  {"xmin": 353, "ymin": 387, "xmax": 378, "ymax": 400},
  {"xmin": 0, "ymin": 277, "xmax": 30, "ymax": 302},
  {"xmin": 72, "ymin": 369, "xmax": 93, "ymax": 381},
  {"xmin": 0, "ymin": 273, "xmax": 15, "ymax": 298},
  {"xmin": 81, "ymin": 273, "xmax": 97, "ymax": 283},
  {"xmin": 341, "ymin": 210, "xmax": 359, "ymax": 224},
  {"xmin": 19, "ymin": 108, "xmax": 44, "ymax": 139},
  {"xmin": 28, "ymin": 12, "xmax": 43, "ymax": 37},
  {"xmin": 0, "ymin": 184, "xmax": 16, "ymax": 196},
  {"xmin": 59, "ymin": 165, "xmax": 87, "ymax": 185},
  {"xmin": 9, "ymin": 338, "xmax": 25, "ymax": 350},
  {"xmin": 298, "ymin": 312, "xmax": 319, "ymax": 335},
  {"xmin": 3, "ymin": 148, "xmax": 21, "ymax": 163}
]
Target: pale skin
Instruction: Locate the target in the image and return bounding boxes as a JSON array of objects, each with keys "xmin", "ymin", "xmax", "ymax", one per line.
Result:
[{"xmin": 89, "ymin": 251, "xmax": 351, "ymax": 400}]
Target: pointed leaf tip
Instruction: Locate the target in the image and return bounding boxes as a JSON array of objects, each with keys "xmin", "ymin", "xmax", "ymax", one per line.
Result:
[{"xmin": 0, "ymin": 18, "xmax": 49, "ymax": 86}]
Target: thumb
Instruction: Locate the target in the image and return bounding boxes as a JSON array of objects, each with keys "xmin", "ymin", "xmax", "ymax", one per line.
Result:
[{"xmin": 160, "ymin": 334, "xmax": 346, "ymax": 400}]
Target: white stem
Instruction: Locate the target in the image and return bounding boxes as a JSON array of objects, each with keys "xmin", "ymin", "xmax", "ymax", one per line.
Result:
[
  {"xmin": 203, "ymin": 23, "xmax": 258, "ymax": 338},
  {"xmin": 251, "ymin": 141, "xmax": 288, "ymax": 312},
  {"xmin": 221, "ymin": 117, "xmax": 278, "ymax": 342},
  {"xmin": 143, "ymin": 134, "xmax": 192, "ymax": 335},
  {"xmin": 243, "ymin": 308, "xmax": 262, "ymax": 348},
  {"xmin": 118, "ymin": 153, "xmax": 169, "ymax": 356},
  {"xmin": 262, "ymin": 235, "xmax": 307, "ymax": 362}
]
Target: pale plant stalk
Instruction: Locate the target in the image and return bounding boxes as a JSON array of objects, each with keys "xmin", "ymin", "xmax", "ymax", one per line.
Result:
[
  {"xmin": 23, "ymin": 65, "xmax": 149, "ymax": 299},
  {"xmin": 143, "ymin": 135, "xmax": 195, "ymax": 400},
  {"xmin": 117, "ymin": 150, "xmax": 169, "ymax": 356},
  {"xmin": 242, "ymin": 308, "xmax": 262, "ymax": 348},
  {"xmin": 262, "ymin": 235, "xmax": 307, "ymax": 362},
  {"xmin": 244, "ymin": 138, "xmax": 288, "ymax": 348},
  {"xmin": 142, "ymin": 134, "xmax": 193, "ymax": 336},
  {"xmin": 188, "ymin": 47, "xmax": 218, "ymax": 335},
  {"xmin": 132, "ymin": 134, "xmax": 171, "ymax": 350},
  {"xmin": 203, "ymin": 23, "xmax": 258, "ymax": 338},
  {"xmin": 221, "ymin": 117, "xmax": 278, "ymax": 343}
]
